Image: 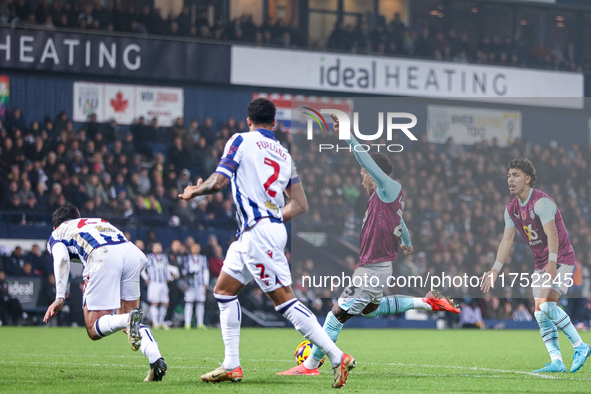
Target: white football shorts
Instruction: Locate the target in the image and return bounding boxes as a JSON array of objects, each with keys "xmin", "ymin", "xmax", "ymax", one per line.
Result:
[
  {"xmin": 147, "ymin": 282, "xmax": 170, "ymax": 304},
  {"xmin": 185, "ymin": 286, "xmax": 207, "ymax": 303},
  {"xmin": 532, "ymin": 263, "xmax": 575, "ymax": 299},
  {"xmin": 222, "ymin": 219, "xmax": 292, "ymax": 293},
  {"xmin": 83, "ymin": 242, "xmax": 147, "ymax": 311},
  {"xmin": 338, "ymin": 261, "xmax": 393, "ymax": 315}
]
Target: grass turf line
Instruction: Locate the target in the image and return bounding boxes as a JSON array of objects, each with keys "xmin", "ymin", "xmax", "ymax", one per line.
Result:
[{"xmin": 1, "ymin": 327, "xmax": 590, "ymax": 393}]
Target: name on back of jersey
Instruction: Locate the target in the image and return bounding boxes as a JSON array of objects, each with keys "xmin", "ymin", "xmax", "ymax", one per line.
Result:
[{"xmin": 256, "ymin": 140, "xmax": 287, "ymax": 160}]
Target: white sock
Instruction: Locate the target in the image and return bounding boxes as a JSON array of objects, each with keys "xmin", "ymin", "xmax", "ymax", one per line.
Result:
[
  {"xmin": 94, "ymin": 313, "xmax": 128, "ymax": 337},
  {"xmin": 415, "ymin": 298, "xmax": 432, "ymax": 310},
  {"xmin": 276, "ymin": 298, "xmax": 343, "ymax": 368},
  {"xmin": 185, "ymin": 302, "xmax": 194, "ymax": 327},
  {"xmin": 139, "ymin": 324, "xmax": 162, "ymax": 364},
  {"xmin": 196, "ymin": 302, "xmax": 205, "ymax": 326},
  {"xmin": 150, "ymin": 305, "xmax": 159, "ymax": 326},
  {"xmin": 158, "ymin": 306, "xmax": 167, "ymax": 326},
  {"xmin": 215, "ymin": 294, "xmax": 241, "ymax": 370}
]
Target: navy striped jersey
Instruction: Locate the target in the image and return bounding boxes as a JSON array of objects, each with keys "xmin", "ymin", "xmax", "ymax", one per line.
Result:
[
  {"xmin": 145, "ymin": 253, "xmax": 171, "ymax": 283},
  {"xmin": 215, "ymin": 129, "xmax": 300, "ymax": 232},
  {"xmin": 182, "ymin": 254, "xmax": 210, "ymax": 288},
  {"xmin": 47, "ymin": 218, "xmax": 127, "ymax": 265}
]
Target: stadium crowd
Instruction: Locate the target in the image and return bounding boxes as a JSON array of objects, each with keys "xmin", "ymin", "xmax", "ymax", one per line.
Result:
[
  {"xmin": 2, "ymin": 105, "xmax": 591, "ymax": 329},
  {"xmin": 0, "ymin": 0, "xmax": 585, "ymax": 72}
]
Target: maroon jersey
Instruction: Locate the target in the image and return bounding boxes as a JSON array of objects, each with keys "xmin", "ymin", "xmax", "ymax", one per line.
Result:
[
  {"xmin": 359, "ymin": 190, "xmax": 405, "ymax": 266},
  {"xmin": 506, "ymin": 189, "xmax": 575, "ymax": 270}
]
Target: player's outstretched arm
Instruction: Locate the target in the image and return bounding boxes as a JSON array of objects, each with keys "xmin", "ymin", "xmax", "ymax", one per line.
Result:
[
  {"xmin": 283, "ymin": 182, "xmax": 309, "ymax": 222},
  {"xmin": 400, "ymin": 218, "xmax": 413, "ymax": 256},
  {"xmin": 179, "ymin": 173, "xmax": 229, "ymax": 200},
  {"xmin": 329, "ymin": 113, "xmax": 400, "ymax": 202},
  {"xmin": 44, "ymin": 242, "xmax": 70, "ymax": 323},
  {"xmin": 541, "ymin": 219, "xmax": 559, "ymax": 280},
  {"xmin": 481, "ymin": 226, "xmax": 515, "ymax": 293}
]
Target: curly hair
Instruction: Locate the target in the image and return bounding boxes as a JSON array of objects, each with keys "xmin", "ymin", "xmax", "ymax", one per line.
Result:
[
  {"xmin": 507, "ymin": 158, "xmax": 536, "ymax": 188},
  {"xmin": 247, "ymin": 98, "xmax": 276, "ymax": 126}
]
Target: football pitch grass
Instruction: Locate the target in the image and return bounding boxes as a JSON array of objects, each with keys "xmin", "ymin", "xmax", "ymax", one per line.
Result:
[{"xmin": 2, "ymin": 327, "xmax": 591, "ymax": 393}]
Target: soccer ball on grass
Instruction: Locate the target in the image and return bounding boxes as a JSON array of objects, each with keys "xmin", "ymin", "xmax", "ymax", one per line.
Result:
[{"xmin": 294, "ymin": 340, "xmax": 325, "ymax": 367}]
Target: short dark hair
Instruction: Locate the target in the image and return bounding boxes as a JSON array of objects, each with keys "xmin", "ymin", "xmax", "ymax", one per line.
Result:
[
  {"xmin": 247, "ymin": 98, "xmax": 275, "ymax": 126},
  {"xmin": 52, "ymin": 205, "xmax": 81, "ymax": 228},
  {"xmin": 507, "ymin": 158, "xmax": 536, "ymax": 188},
  {"xmin": 371, "ymin": 153, "xmax": 394, "ymax": 176}
]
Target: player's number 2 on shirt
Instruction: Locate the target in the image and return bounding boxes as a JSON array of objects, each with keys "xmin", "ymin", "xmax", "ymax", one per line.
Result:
[{"xmin": 263, "ymin": 158, "xmax": 280, "ymax": 197}]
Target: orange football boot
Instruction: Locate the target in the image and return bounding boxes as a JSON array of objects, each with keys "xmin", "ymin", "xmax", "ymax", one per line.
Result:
[
  {"xmin": 200, "ymin": 365, "xmax": 243, "ymax": 383},
  {"xmin": 332, "ymin": 353, "xmax": 356, "ymax": 388},
  {"xmin": 277, "ymin": 364, "xmax": 320, "ymax": 376},
  {"xmin": 424, "ymin": 290, "xmax": 461, "ymax": 314}
]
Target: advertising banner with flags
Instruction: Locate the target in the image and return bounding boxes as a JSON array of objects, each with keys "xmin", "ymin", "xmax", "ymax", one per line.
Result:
[
  {"xmin": 73, "ymin": 81, "xmax": 183, "ymax": 126},
  {"xmin": 252, "ymin": 92, "xmax": 353, "ymax": 133}
]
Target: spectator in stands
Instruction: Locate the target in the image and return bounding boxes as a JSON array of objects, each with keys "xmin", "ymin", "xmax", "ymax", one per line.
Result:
[
  {"xmin": 167, "ymin": 137, "xmax": 191, "ymax": 172},
  {"xmin": 0, "ymin": 270, "xmax": 28, "ymax": 325},
  {"xmin": 4, "ymin": 246, "xmax": 25, "ymax": 276}
]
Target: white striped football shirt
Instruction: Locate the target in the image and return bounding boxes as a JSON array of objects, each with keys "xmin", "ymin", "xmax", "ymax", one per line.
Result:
[
  {"xmin": 144, "ymin": 253, "xmax": 171, "ymax": 283},
  {"xmin": 47, "ymin": 218, "xmax": 127, "ymax": 265},
  {"xmin": 215, "ymin": 129, "xmax": 300, "ymax": 232}
]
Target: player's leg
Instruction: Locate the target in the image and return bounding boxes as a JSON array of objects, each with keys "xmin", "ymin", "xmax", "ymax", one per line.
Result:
[
  {"xmin": 537, "ymin": 284, "xmax": 590, "ymax": 372},
  {"xmin": 303, "ymin": 263, "xmax": 391, "ymax": 370},
  {"xmin": 159, "ymin": 303, "xmax": 169, "ymax": 330},
  {"xmin": 201, "ymin": 240, "xmax": 248, "ymax": 383},
  {"xmin": 269, "ymin": 286, "xmax": 355, "ymax": 387},
  {"xmin": 361, "ymin": 291, "xmax": 460, "ymax": 317},
  {"xmin": 196, "ymin": 286, "xmax": 207, "ymax": 329},
  {"xmin": 122, "ymin": 300, "xmax": 167, "ymax": 381},
  {"xmin": 120, "ymin": 244, "xmax": 167, "ymax": 381},
  {"xmin": 83, "ymin": 307, "xmax": 129, "ymax": 340},
  {"xmin": 184, "ymin": 301, "xmax": 194, "ymax": 329},
  {"xmin": 147, "ymin": 281, "xmax": 160, "ymax": 329},
  {"xmin": 82, "ymin": 248, "xmax": 129, "ymax": 340},
  {"xmin": 158, "ymin": 283, "xmax": 170, "ymax": 330},
  {"xmin": 533, "ymin": 294, "xmax": 567, "ymax": 372},
  {"xmin": 196, "ymin": 302, "xmax": 205, "ymax": 328},
  {"xmin": 296, "ymin": 302, "xmax": 357, "ymax": 373},
  {"xmin": 247, "ymin": 222, "xmax": 354, "ymax": 387}
]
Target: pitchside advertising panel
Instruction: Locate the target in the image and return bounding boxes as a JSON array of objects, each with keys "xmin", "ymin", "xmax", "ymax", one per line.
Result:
[
  {"xmin": 73, "ymin": 82, "xmax": 184, "ymax": 126},
  {"xmin": 0, "ymin": 27, "xmax": 230, "ymax": 83}
]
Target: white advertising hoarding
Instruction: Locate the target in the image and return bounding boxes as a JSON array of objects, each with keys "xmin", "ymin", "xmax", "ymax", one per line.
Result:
[
  {"xmin": 73, "ymin": 82, "xmax": 183, "ymax": 126},
  {"xmin": 231, "ymin": 46, "xmax": 583, "ymax": 108},
  {"xmin": 427, "ymin": 105, "xmax": 522, "ymax": 146}
]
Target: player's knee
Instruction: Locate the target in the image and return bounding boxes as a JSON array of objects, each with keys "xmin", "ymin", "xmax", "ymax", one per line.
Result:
[
  {"xmin": 539, "ymin": 301, "xmax": 556, "ymax": 315},
  {"xmin": 85, "ymin": 325, "xmax": 102, "ymax": 341},
  {"xmin": 361, "ymin": 303, "xmax": 379, "ymax": 315},
  {"xmin": 331, "ymin": 304, "xmax": 349, "ymax": 324}
]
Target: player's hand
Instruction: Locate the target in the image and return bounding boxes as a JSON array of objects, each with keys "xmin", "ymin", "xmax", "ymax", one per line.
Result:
[
  {"xmin": 145, "ymin": 278, "xmax": 150, "ymax": 285},
  {"xmin": 179, "ymin": 180, "xmax": 203, "ymax": 200},
  {"xmin": 329, "ymin": 113, "xmax": 340, "ymax": 136},
  {"xmin": 43, "ymin": 298, "xmax": 64, "ymax": 323},
  {"xmin": 542, "ymin": 261, "xmax": 557, "ymax": 281},
  {"xmin": 401, "ymin": 245, "xmax": 413, "ymax": 256},
  {"xmin": 481, "ymin": 269, "xmax": 499, "ymax": 293}
]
